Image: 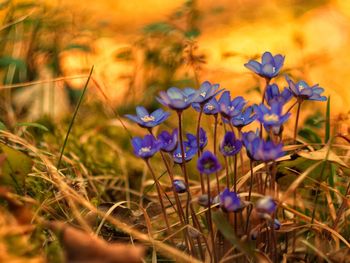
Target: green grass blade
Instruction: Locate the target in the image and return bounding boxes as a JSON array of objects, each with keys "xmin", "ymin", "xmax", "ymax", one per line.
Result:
[
  {"xmin": 212, "ymin": 211, "xmax": 256, "ymax": 259},
  {"xmin": 15, "ymin": 122, "xmax": 49, "ymax": 131},
  {"xmin": 57, "ymin": 66, "xmax": 94, "ymax": 169}
]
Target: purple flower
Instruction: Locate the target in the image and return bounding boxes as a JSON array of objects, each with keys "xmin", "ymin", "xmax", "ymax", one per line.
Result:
[
  {"xmin": 242, "ymin": 129, "xmax": 260, "ymax": 160},
  {"xmin": 197, "ymin": 194, "xmax": 211, "ymax": 207},
  {"xmin": 265, "ymin": 83, "xmax": 292, "ymax": 106},
  {"xmin": 157, "ymin": 87, "xmax": 197, "ymax": 111},
  {"xmin": 192, "ymin": 97, "xmax": 220, "ymax": 115},
  {"xmin": 254, "ymin": 102, "xmax": 290, "ymax": 134},
  {"xmin": 219, "ymin": 131, "xmax": 243, "ymax": 156},
  {"xmin": 218, "ymin": 91, "xmax": 246, "ymax": 120},
  {"xmin": 256, "ymin": 140, "xmax": 284, "ymax": 162},
  {"xmin": 256, "ymin": 196, "xmax": 276, "ymax": 214},
  {"xmin": 197, "ymin": 151, "xmax": 221, "ymax": 174},
  {"xmin": 231, "ymin": 106, "xmax": 256, "ymax": 128},
  {"xmin": 125, "ymin": 106, "xmax": 170, "ymax": 128},
  {"xmin": 220, "ymin": 188, "xmax": 244, "ymax": 212},
  {"xmin": 184, "ymin": 128, "xmax": 207, "ymax": 150},
  {"xmin": 173, "ymin": 179, "xmax": 187, "ymax": 193},
  {"xmin": 192, "ymin": 81, "xmax": 223, "ymax": 105},
  {"xmin": 173, "ymin": 143, "xmax": 197, "ymax": 164},
  {"xmin": 157, "ymin": 129, "xmax": 178, "ymax": 152},
  {"xmin": 131, "ymin": 135, "xmax": 161, "ymax": 159},
  {"xmin": 285, "ymin": 75, "xmax": 327, "ymax": 101},
  {"xmin": 242, "ymin": 132, "xmax": 284, "ymax": 161},
  {"xmin": 274, "ymin": 219, "xmax": 281, "ymax": 230},
  {"xmin": 244, "ymin": 51, "xmax": 285, "ymax": 79}
]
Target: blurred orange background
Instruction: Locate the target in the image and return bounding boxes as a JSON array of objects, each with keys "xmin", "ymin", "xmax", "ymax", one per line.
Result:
[
  {"xmin": 60, "ymin": 0, "xmax": 350, "ymax": 110},
  {"xmin": 1, "ymin": 0, "xmax": 350, "ymax": 123}
]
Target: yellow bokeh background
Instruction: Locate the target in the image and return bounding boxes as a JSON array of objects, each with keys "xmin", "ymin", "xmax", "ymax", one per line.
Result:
[{"xmin": 57, "ymin": 0, "xmax": 350, "ymax": 113}]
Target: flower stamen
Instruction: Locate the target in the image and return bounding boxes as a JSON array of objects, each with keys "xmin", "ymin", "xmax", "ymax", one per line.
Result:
[
  {"xmin": 263, "ymin": 113, "xmax": 279, "ymax": 123},
  {"xmin": 141, "ymin": 115, "xmax": 155, "ymax": 122}
]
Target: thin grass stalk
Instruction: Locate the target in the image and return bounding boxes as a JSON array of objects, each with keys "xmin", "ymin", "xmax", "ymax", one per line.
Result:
[{"xmin": 57, "ymin": 66, "xmax": 94, "ymax": 169}]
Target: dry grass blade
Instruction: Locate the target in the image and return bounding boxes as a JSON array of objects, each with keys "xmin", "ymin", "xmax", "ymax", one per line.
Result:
[
  {"xmin": 0, "ymin": 130, "xmax": 202, "ymax": 263},
  {"xmin": 300, "ymin": 239, "xmax": 331, "ymax": 263},
  {"xmin": 280, "ymin": 161, "xmax": 322, "ymax": 203}
]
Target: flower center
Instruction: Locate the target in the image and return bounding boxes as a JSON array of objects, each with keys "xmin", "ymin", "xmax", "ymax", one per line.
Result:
[
  {"xmin": 175, "ymin": 152, "xmax": 187, "ymax": 158},
  {"xmin": 206, "ymin": 104, "xmax": 215, "ymax": 111},
  {"xmin": 200, "ymin": 92, "xmax": 207, "ymax": 97},
  {"xmin": 224, "ymin": 144, "xmax": 235, "ymax": 153},
  {"xmin": 139, "ymin": 147, "xmax": 151, "ymax": 154},
  {"xmin": 263, "ymin": 113, "xmax": 279, "ymax": 123},
  {"xmin": 298, "ymin": 84, "xmax": 305, "ymax": 91},
  {"xmin": 203, "ymin": 160, "xmax": 215, "ymax": 170},
  {"xmin": 141, "ymin": 115, "xmax": 155, "ymax": 122},
  {"xmin": 229, "ymin": 106, "xmax": 235, "ymax": 111}
]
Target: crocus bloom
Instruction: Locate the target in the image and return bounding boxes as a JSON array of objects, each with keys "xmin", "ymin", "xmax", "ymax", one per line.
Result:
[
  {"xmin": 218, "ymin": 91, "xmax": 246, "ymax": 119},
  {"xmin": 157, "ymin": 87, "xmax": 197, "ymax": 111},
  {"xmin": 192, "ymin": 81, "xmax": 223, "ymax": 105},
  {"xmin": 192, "ymin": 97, "xmax": 220, "ymax": 115},
  {"xmin": 197, "ymin": 151, "xmax": 221, "ymax": 174},
  {"xmin": 285, "ymin": 75, "xmax": 327, "ymax": 101},
  {"xmin": 256, "ymin": 196, "xmax": 276, "ymax": 214},
  {"xmin": 231, "ymin": 106, "xmax": 256, "ymax": 128},
  {"xmin": 185, "ymin": 128, "xmax": 207, "ymax": 150},
  {"xmin": 157, "ymin": 129, "xmax": 178, "ymax": 152},
  {"xmin": 244, "ymin": 51, "xmax": 285, "ymax": 79},
  {"xmin": 220, "ymin": 188, "xmax": 244, "ymax": 212},
  {"xmin": 173, "ymin": 143, "xmax": 197, "ymax": 164},
  {"xmin": 131, "ymin": 135, "xmax": 161, "ymax": 159},
  {"xmin": 254, "ymin": 102, "xmax": 290, "ymax": 134},
  {"xmin": 265, "ymin": 83, "xmax": 292, "ymax": 106},
  {"xmin": 173, "ymin": 179, "xmax": 187, "ymax": 193},
  {"xmin": 125, "ymin": 106, "xmax": 170, "ymax": 128},
  {"xmin": 219, "ymin": 131, "xmax": 243, "ymax": 156}
]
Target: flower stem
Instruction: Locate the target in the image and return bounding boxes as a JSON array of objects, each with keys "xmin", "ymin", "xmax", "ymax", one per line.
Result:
[
  {"xmin": 148, "ymin": 129, "xmax": 186, "ymax": 224},
  {"xmin": 207, "ymin": 175, "xmax": 217, "ymax": 263},
  {"xmin": 145, "ymin": 159, "xmax": 172, "ymax": 236},
  {"xmin": 214, "ymin": 114, "xmax": 220, "ymax": 193},
  {"xmin": 196, "ymin": 106, "xmax": 205, "ymax": 194},
  {"xmin": 233, "ymin": 155, "xmax": 237, "ymax": 193},
  {"xmin": 261, "ymin": 78, "xmax": 270, "ymax": 104},
  {"xmin": 260, "ymin": 78, "xmax": 270, "ymax": 138},
  {"xmin": 248, "ymin": 160, "xmax": 253, "ymax": 201},
  {"xmin": 177, "ymin": 111, "xmax": 205, "ymax": 255},
  {"xmin": 286, "ymin": 100, "xmax": 298, "ymax": 114},
  {"xmin": 224, "ymin": 157, "xmax": 229, "ymax": 189},
  {"xmin": 177, "ymin": 111, "xmax": 191, "ymax": 223},
  {"xmin": 293, "ymin": 101, "xmax": 302, "ymax": 144}
]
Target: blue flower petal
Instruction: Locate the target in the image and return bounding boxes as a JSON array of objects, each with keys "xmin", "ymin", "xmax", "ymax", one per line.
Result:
[
  {"xmin": 244, "ymin": 60, "xmax": 261, "ymax": 74},
  {"xmin": 262, "ymin": 52, "xmax": 274, "ymax": 64},
  {"xmin": 136, "ymin": 106, "xmax": 149, "ymax": 118}
]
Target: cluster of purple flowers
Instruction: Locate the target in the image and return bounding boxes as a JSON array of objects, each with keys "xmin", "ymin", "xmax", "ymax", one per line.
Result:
[{"xmin": 126, "ymin": 50, "xmax": 326, "ymax": 223}]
